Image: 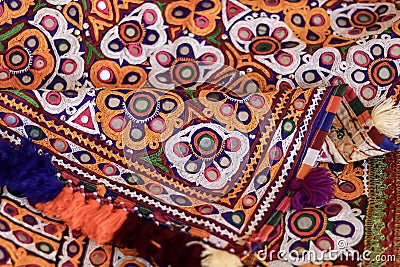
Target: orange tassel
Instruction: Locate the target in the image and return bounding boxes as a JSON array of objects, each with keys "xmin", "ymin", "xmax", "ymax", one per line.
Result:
[
  {"xmin": 35, "ymin": 187, "xmax": 128, "ymax": 244},
  {"xmin": 36, "ymin": 187, "xmax": 74, "ymax": 216},
  {"xmin": 56, "ymin": 191, "xmax": 85, "ymax": 224},
  {"xmin": 85, "ymin": 204, "xmax": 114, "ymax": 239},
  {"xmin": 70, "ymin": 199, "xmax": 101, "ymax": 229},
  {"xmin": 95, "ymin": 208, "xmax": 128, "ymax": 243}
]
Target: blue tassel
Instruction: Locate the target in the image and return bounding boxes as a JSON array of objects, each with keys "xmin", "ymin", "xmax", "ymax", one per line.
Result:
[{"xmin": 0, "ymin": 138, "xmax": 64, "ymax": 204}]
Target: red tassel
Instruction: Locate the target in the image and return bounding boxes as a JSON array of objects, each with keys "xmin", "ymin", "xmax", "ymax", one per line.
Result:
[{"xmin": 113, "ymin": 212, "xmax": 202, "ymax": 267}]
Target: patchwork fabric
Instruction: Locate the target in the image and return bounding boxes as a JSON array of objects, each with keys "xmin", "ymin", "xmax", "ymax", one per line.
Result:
[{"xmin": 0, "ymin": 85, "xmax": 347, "ymax": 250}]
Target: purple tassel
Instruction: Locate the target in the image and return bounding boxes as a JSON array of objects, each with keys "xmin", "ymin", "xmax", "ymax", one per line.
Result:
[
  {"xmin": 0, "ymin": 138, "xmax": 64, "ymax": 204},
  {"xmin": 290, "ymin": 167, "xmax": 335, "ymax": 210}
]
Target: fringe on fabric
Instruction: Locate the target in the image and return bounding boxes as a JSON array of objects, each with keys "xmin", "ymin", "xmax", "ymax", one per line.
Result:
[
  {"xmin": 371, "ymin": 98, "xmax": 400, "ymax": 139},
  {"xmin": 114, "ymin": 212, "xmax": 204, "ymax": 267},
  {"xmin": 36, "ymin": 187, "xmax": 128, "ymax": 244},
  {"xmin": 0, "ymin": 137, "xmax": 127, "ymax": 244},
  {"xmin": 0, "ymin": 136, "xmax": 335, "ymax": 266},
  {"xmin": 0, "ymin": 137, "xmax": 233, "ymax": 267}
]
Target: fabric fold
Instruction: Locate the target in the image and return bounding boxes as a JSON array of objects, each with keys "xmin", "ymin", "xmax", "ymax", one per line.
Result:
[{"xmin": 322, "ymin": 88, "xmax": 399, "ymax": 164}]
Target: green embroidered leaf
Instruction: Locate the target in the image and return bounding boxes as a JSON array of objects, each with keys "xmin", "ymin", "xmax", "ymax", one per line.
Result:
[
  {"xmin": 2, "ymin": 90, "xmax": 40, "ymax": 108},
  {"xmin": 33, "ymin": 0, "xmax": 47, "ymax": 12},
  {"xmin": 150, "ymin": 147, "xmax": 163, "ymax": 158},
  {"xmin": 139, "ymin": 148, "xmax": 170, "ymax": 173},
  {"xmin": 383, "ymin": 29, "xmax": 392, "ymax": 35},
  {"xmin": 206, "ymin": 26, "xmax": 222, "ymax": 45},
  {"xmin": 307, "ymin": 45, "xmax": 320, "ymax": 53},
  {"xmin": 156, "ymin": 1, "xmax": 167, "ymax": 12},
  {"xmin": 183, "ymin": 90, "xmax": 197, "ymax": 103},
  {"xmin": 84, "ymin": 40, "xmax": 105, "ymax": 65},
  {"xmin": 0, "ymin": 23, "xmax": 24, "ymax": 41},
  {"xmin": 352, "ymin": 198, "xmax": 361, "ymax": 206},
  {"xmin": 339, "ymin": 45, "xmax": 351, "ymax": 56},
  {"xmin": 82, "ymin": 0, "xmax": 88, "ymax": 11}
]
